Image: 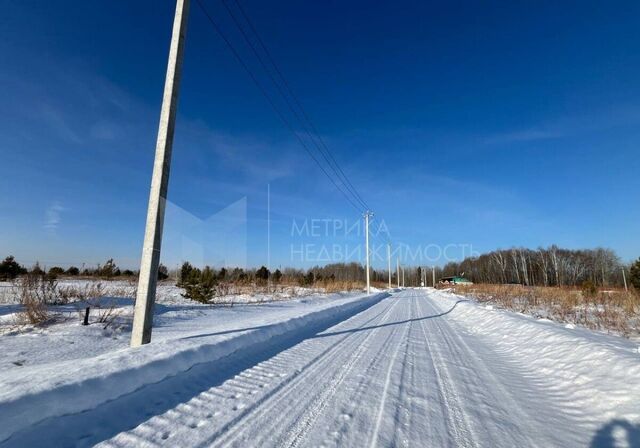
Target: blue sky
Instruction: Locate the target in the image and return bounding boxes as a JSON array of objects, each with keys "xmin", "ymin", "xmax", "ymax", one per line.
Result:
[{"xmin": 1, "ymin": 0, "xmax": 639, "ymax": 270}]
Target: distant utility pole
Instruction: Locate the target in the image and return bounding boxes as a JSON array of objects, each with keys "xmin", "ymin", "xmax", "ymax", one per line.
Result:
[
  {"xmin": 267, "ymin": 183, "xmax": 271, "ymax": 293},
  {"xmin": 396, "ymin": 257, "xmax": 400, "ymax": 288},
  {"xmin": 387, "ymin": 244, "xmax": 392, "ymax": 289},
  {"xmin": 364, "ymin": 211, "xmax": 373, "ymax": 295},
  {"xmin": 622, "ymin": 267, "xmax": 628, "ymax": 292},
  {"xmin": 402, "ymin": 267, "xmax": 405, "ymax": 288},
  {"xmin": 432, "ymin": 266, "xmax": 435, "ymax": 288},
  {"xmin": 131, "ymin": 0, "xmax": 190, "ymax": 348}
]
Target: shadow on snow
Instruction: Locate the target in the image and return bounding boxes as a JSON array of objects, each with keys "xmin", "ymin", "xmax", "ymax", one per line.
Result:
[
  {"xmin": 0, "ymin": 294, "xmax": 461, "ymax": 447},
  {"xmin": 590, "ymin": 419, "xmax": 640, "ymax": 448}
]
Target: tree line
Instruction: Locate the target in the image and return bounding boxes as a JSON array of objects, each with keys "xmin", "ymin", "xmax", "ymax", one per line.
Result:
[
  {"xmin": 3, "ymin": 248, "xmax": 639, "ymax": 291},
  {"xmin": 0, "ymin": 256, "xmax": 169, "ymax": 281},
  {"xmin": 440, "ymin": 246, "xmax": 639, "ymax": 288}
]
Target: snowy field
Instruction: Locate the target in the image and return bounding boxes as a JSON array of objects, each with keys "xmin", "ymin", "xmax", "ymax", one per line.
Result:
[
  {"xmin": 0, "ymin": 280, "xmax": 365, "ymax": 372},
  {"xmin": 0, "ymin": 280, "xmax": 345, "ymax": 371},
  {"xmin": 0, "ymin": 288, "xmax": 639, "ymax": 447}
]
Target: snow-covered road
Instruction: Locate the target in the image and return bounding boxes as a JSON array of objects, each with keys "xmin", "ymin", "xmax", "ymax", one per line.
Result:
[{"xmin": 2, "ymin": 289, "xmax": 639, "ymax": 447}]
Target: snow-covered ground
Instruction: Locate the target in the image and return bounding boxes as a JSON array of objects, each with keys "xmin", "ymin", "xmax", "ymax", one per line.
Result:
[
  {"xmin": 1, "ymin": 288, "xmax": 639, "ymax": 447},
  {"xmin": 0, "ymin": 280, "xmax": 343, "ymax": 372}
]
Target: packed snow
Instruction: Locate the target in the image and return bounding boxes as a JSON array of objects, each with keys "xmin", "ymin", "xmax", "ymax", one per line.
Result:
[{"xmin": 0, "ymin": 288, "xmax": 639, "ymax": 447}]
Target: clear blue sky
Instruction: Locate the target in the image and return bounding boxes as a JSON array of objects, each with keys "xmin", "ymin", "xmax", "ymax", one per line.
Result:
[{"xmin": 1, "ymin": 0, "xmax": 639, "ymax": 270}]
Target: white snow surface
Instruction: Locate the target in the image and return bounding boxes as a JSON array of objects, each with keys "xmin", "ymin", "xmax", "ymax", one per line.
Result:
[{"xmin": 1, "ymin": 288, "xmax": 639, "ymax": 447}]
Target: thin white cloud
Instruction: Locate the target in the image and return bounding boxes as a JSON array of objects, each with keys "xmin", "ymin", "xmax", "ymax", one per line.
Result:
[
  {"xmin": 89, "ymin": 120, "xmax": 120, "ymax": 140},
  {"xmin": 483, "ymin": 104, "xmax": 640, "ymax": 147},
  {"xmin": 483, "ymin": 128, "xmax": 563, "ymax": 145},
  {"xmin": 44, "ymin": 201, "xmax": 66, "ymax": 233},
  {"xmin": 40, "ymin": 104, "xmax": 82, "ymax": 144},
  {"xmin": 178, "ymin": 119, "xmax": 302, "ymax": 181}
]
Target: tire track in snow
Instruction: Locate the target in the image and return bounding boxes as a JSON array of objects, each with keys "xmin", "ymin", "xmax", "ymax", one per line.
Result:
[
  {"xmin": 415, "ymin": 293, "xmax": 478, "ymax": 448},
  {"xmin": 425, "ymin": 300, "xmax": 536, "ymax": 444},
  {"xmin": 419, "ymin": 290, "xmax": 575, "ymax": 447},
  {"xmin": 208, "ymin": 296, "xmax": 403, "ymax": 447},
  {"xmin": 389, "ymin": 291, "xmax": 423, "ymax": 448},
  {"xmin": 234, "ymin": 298, "xmax": 401, "ymax": 447},
  {"xmin": 321, "ymin": 298, "xmax": 412, "ymax": 447},
  {"xmin": 260, "ymin": 297, "xmax": 407, "ymax": 448},
  {"xmin": 368, "ymin": 291, "xmax": 414, "ymax": 448},
  {"xmin": 283, "ymin": 298, "xmax": 410, "ymax": 448},
  {"xmin": 208, "ymin": 305, "xmax": 394, "ymax": 446},
  {"xmin": 93, "ymin": 299, "xmax": 396, "ymax": 448}
]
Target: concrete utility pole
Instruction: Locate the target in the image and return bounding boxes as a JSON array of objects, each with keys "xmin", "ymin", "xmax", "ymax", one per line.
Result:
[
  {"xmin": 396, "ymin": 257, "xmax": 400, "ymax": 288},
  {"xmin": 364, "ymin": 211, "xmax": 373, "ymax": 295},
  {"xmin": 267, "ymin": 183, "xmax": 271, "ymax": 293},
  {"xmin": 387, "ymin": 244, "xmax": 392, "ymax": 289},
  {"xmin": 432, "ymin": 266, "xmax": 436, "ymax": 288},
  {"xmin": 402, "ymin": 267, "xmax": 405, "ymax": 288},
  {"xmin": 622, "ymin": 267, "xmax": 628, "ymax": 292},
  {"xmin": 131, "ymin": 0, "xmax": 190, "ymax": 347}
]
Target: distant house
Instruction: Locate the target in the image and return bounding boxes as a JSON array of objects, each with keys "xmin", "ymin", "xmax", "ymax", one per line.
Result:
[{"xmin": 439, "ymin": 276, "xmax": 473, "ymax": 285}]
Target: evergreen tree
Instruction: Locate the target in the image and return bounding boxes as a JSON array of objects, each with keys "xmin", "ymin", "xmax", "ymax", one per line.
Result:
[
  {"xmin": 182, "ymin": 266, "xmax": 216, "ymax": 303},
  {"xmin": 178, "ymin": 262, "xmax": 194, "ymax": 287},
  {"xmin": 65, "ymin": 266, "xmax": 80, "ymax": 276},
  {"xmin": 304, "ymin": 271, "xmax": 314, "ymax": 285},
  {"xmin": 630, "ymin": 258, "xmax": 640, "ymax": 289},
  {"xmin": 0, "ymin": 256, "xmax": 26, "ymax": 280},
  {"xmin": 31, "ymin": 262, "xmax": 44, "ymax": 275},
  {"xmin": 48, "ymin": 266, "xmax": 65, "ymax": 277},
  {"xmin": 157, "ymin": 263, "xmax": 169, "ymax": 280},
  {"xmin": 201, "ymin": 266, "xmax": 216, "ymax": 286},
  {"xmin": 231, "ymin": 268, "xmax": 247, "ymax": 282},
  {"xmin": 98, "ymin": 259, "xmax": 118, "ymax": 278},
  {"xmin": 255, "ymin": 266, "xmax": 270, "ymax": 281}
]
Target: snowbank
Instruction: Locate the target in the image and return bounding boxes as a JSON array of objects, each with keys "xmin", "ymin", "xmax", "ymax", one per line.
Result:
[
  {"xmin": 428, "ymin": 290, "xmax": 640, "ymax": 425},
  {"xmin": 0, "ymin": 291, "xmax": 388, "ymax": 443}
]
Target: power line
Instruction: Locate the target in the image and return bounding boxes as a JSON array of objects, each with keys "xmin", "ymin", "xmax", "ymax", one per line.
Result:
[
  {"xmin": 219, "ymin": 0, "xmax": 402, "ymax": 256},
  {"xmin": 195, "ymin": 0, "xmax": 399, "ymax": 261},
  {"xmin": 218, "ymin": 0, "xmax": 368, "ymax": 211},
  {"xmin": 226, "ymin": 0, "xmax": 371, "ymax": 211},
  {"xmin": 194, "ymin": 0, "xmax": 364, "ymax": 214},
  {"xmin": 369, "ymin": 216, "xmax": 393, "ymax": 245}
]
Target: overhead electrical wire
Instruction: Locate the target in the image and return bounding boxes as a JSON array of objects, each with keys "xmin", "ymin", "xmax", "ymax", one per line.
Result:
[
  {"xmin": 225, "ymin": 0, "xmax": 371, "ymax": 212},
  {"xmin": 194, "ymin": 0, "xmax": 364, "ymax": 214},
  {"xmin": 194, "ymin": 0, "xmax": 362, "ymax": 213},
  {"xmin": 194, "ymin": 0, "xmax": 398, "ymax": 259},
  {"xmin": 219, "ymin": 0, "xmax": 367, "ymax": 210},
  {"xmin": 369, "ymin": 216, "xmax": 394, "ymax": 248}
]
